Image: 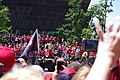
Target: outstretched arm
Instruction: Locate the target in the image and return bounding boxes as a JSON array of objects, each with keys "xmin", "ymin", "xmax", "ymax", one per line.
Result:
[{"xmin": 85, "ymin": 18, "xmax": 120, "ymax": 80}]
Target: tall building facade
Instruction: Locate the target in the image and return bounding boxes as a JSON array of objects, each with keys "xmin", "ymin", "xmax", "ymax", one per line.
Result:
[{"xmin": 2, "ymin": 0, "xmax": 91, "ymax": 34}]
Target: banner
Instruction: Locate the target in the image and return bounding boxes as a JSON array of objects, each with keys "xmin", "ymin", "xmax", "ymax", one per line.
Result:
[{"xmin": 21, "ymin": 29, "xmax": 39, "ymax": 59}]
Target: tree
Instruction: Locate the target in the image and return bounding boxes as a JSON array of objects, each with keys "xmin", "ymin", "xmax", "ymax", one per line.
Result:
[
  {"xmin": 58, "ymin": 0, "xmax": 91, "ymax": 44},
  {"xmin": 81, "ymin": 28, "xmax": 92, "ymax": 39},
  {"xmin": 0, "ymin": 0, "xmax": 12, "ymax": 45},
  {"xmin": 88, "ymin": 0, "xmax": 114, "ymax": 36},
  {"xmin": 0, "ymin": 0, "xmax": 11, "ymax": 34}
]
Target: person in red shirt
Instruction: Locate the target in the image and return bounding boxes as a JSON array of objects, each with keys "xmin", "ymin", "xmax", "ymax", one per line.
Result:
[
  {"xmin": 26, "ymin": 35, "xmax": 31, "ymax": 43},
  {"xmin": 108, "ymin": 58, "xmax": 120, "ymax": 80},
  {"xmin": 72, "ymin": 42, "xmax": 78, "ymax": 48},
  {"xmin": 41, "ymin": 48, "xmax": 46, "ymax": 57},
  {"xmin": 67, "ymin": 46, "xmax": 72, "ymax": 57},
  {"xmin": 49, "ymin": 49, "xmax": 54, "ymax": 58}
]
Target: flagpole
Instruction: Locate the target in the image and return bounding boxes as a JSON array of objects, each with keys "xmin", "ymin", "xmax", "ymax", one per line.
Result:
[
  {"xmin": 36, "ymin": 29, "xmax": 40, "ymax": 55},
  {"xmin": 35, "ymin": 29, "xmax": 40, "ymax": 65}
]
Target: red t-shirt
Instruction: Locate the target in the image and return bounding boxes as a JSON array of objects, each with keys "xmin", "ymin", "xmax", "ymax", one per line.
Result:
[
  {"xmin": 44, "ymin": 72, "xmax": 53, "ymax": 80},
  {"xmin": 108, "ymin": 66, "xmax": 120, "ymax": 80},
  {"xmin": 41, "ymin": 49, "xmax": 46, "ymax": 56},
  {"xmin": 49, "ymin": 49, "xmax": 54, "ymax": 57},
  {"xmin": 67, "ymin": 49, "xmax": 72, "ymax": 56}
]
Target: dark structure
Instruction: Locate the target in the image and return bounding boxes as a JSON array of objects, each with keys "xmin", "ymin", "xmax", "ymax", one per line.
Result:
[{"xmin": 2, "ymin": 0, "xmax": 91, "ymax": 34}]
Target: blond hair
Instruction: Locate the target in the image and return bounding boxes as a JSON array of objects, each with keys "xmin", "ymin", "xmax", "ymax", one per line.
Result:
[
  {"xmin": 1, "ymin": 66, "xmax": 45, "ymax": 80},
  {"xmin": 72, "ymin": 65, "xmax": 91, "ymax": 80}
]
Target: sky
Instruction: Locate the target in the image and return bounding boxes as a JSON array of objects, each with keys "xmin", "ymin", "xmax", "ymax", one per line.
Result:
[{"xmin": 89, "ymin": 0, "xmax": 120, "ymax": 25}]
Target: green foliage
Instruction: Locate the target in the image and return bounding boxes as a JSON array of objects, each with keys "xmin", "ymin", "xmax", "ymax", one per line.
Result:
[
  {"xmin": 88, "ymin": 0, "xmax": 114, "ymax": 33},
  {"xmin": 88, "ymin": 0, "xmax": 114, "ymax": 39},
  {"xmin": 81, "ymin": 28, "xmax": 92, "ymax": 39},
  {"xmin": 0, "ymin": 0, "xmax": 11, "ymax": 44},
  {"xmin": 58, "ymin": 0, "xmax": 91, "ymax": 44},
  {"xmin": 0, "ymin": 0, "xmax": 11, "ymax": 34}
]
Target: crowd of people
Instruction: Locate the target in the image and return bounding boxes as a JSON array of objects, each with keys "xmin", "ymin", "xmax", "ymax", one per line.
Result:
[
  {"xmin": 0, "ymin": 33, "xmax": 81, "ymax": 57},
  {"xmin": 0, "ymin": 18, "xmax": 120, "ymax": 80},
  {"xmin": 0, "ymin": 32, "xmax": 96, "ymax": 66}
]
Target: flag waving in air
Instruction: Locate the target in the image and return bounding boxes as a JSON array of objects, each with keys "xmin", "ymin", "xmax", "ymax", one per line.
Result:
[{"xmin": 21, "ymin": 29, "xmax": 40, "ymax": 60}]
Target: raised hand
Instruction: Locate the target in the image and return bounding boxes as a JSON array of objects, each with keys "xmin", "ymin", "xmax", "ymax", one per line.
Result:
[{"xmin": 94, "ymin": 18, "xmax": 120, "ymax": 61}]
